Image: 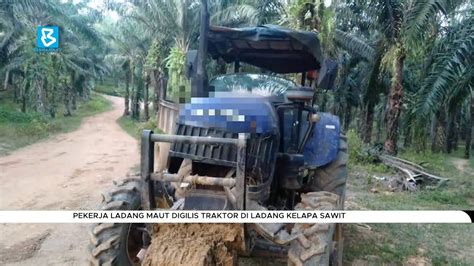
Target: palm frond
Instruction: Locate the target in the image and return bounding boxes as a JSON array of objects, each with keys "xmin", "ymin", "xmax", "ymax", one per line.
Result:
[
  {"xmin": 416, "ymin": 18, "xmax": 474, "ymax": 120},
  {"xmin": 379, "ymin": 0, "xmax": 403, "ymax": 40},
  {"xmin": 334, "ymin": 29, "xmax": 375, "ymax": 62},
  {"xmin": 404, "ymin": 0, "xmax": 443, "ymax": 42},
  {"xmin": 211, "ymin": 4, "xmax": 259, "ymax": 27}
]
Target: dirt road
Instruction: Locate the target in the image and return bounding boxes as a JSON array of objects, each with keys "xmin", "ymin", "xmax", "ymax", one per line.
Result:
[{"xmin": 0, "ymin": 95, "xmax": 139, "ymax": 265}]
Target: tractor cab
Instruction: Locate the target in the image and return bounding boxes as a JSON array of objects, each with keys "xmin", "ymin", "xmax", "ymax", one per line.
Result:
[
  {"xmin": 180, "ymin": 24, "xmax": 340, "ymax": 186},
  {"xmin": 160, "ymin": 23, "xmax": 343, "ymax": 218}
]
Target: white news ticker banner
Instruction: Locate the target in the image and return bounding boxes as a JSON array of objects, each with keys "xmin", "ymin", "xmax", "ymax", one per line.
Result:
[{"xmin": 0, "ymin": 210, "xmax": 471, "ymax": 223}]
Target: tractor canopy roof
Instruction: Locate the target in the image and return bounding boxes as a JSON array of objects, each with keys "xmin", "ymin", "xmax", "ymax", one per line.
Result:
[{"xmin": 208, "ymin": 25, "xmax": 323, "ymax": 74}]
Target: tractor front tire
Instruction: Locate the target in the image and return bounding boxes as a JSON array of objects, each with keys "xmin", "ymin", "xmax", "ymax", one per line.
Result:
[
  {"xmin": 89, "ymin": 177, "xmax": 144, "ymax": 266},
  {"xmin": 288, "ymin": 192, "xmax": 340, "ymax": 266},
  {"xmin": 310, "ymin": 135, "xmax": 348, "ymax": 206}
]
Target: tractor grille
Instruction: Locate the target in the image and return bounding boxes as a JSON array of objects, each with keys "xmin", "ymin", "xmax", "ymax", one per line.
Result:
[
  {"xmin": 169, "ymin": 123, "xmax": 278, "ymax": 171},
  {"xmin": 169, "ymin": 124, "xmax": 239, "ymax": 167},
  {"xmin": 169, "ymin": 123, "xmax": 279, "ymax": 202}
]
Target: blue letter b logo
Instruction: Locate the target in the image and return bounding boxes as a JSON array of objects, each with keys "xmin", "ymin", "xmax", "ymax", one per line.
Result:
[{"xmin": 37, "ymin": 26, "xmax": 59, "ymax": 49}]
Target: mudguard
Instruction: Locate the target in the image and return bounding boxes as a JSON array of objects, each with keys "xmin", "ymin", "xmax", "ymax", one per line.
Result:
[{"xmin": 303, "ymin": 112, "xmax": 340, "ymax": 167}]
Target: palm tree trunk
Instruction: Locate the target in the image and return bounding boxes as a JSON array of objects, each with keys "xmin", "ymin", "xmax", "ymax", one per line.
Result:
[
  {"xmin": 36, "ymin": 79, "xmax": 45, "ymax": 113},
  {"xmin": 453, "ymin": 126, "xmax": 459, "ymax": 151},
  {"xmin": 384, "ymin": 52, "xmax": 405, "ymax": 155},
  {"xmin": 466, "ymin": 127, "xmax": 472, "ymax": 159},
  {"xmin": 160, "ymin": 78, "xmax": 167, "ymax": 102},
  {"xmin": 362, "ymin": 101, "xmax": 375, "ymax": 143},
  {"xmin": 71, "ymin": 90, "xmax": 77, "ymax": 111},
  {"xmin": 21, "ymin": 80, "xmax": 29, "ymax": 113},
  {"xmin": 124, "ymin": 69, "xmax": 130, "ymax": 116},
  {"xmin": 4, "ymin": 71, "xmax": 18, "ymax": 103},
  {"xmin": 403, "ymin": 123, "xmax": 412, "ymax": 148},
  {"xmin": 44, "ymin": 80, "xmax": 54, "ymax": 118},
  {"xmin": 437, "ymin": 118, "xmax": 447, "ymax": 153},
  {"xmin": 452, "ymin": 112, "xmax": 460, "ymax": 151},
  {"xmin": 130, "ymin": 66, "xmax": 139, "ymax": 121},
  {"xmin": 3, "ymin": 71, "xmax": 14, "ymax": 103},
  {"xmin": 2, "ymin": 70, "xmax": 8, "ymax": 91},
  {"xmin": 431, "ymin": 111, "xmax": 446, "ymax": 153},
  {"xmin": 49, "ymin": 85, "xmax": 56, "ymax": 118},
  {"xmin": 465, "ymin": 98, "xmax": 473, "ymax": 159},
  {"xmin": 83, "ymin": 82, "xmax": 90, "ymax": 100},
  {"xmin": 362, "ymin": 50, "xmax": 382, "ymax": 143},
  {"xmin": 144, "ymin": 74, "xmax": 150, "ymax": 121},
  {"xmin": 446, "ymin": 111, "xmax": 456, "ymax": 153},
  {"xmin": 429, "ymin": 114, "xmax": 437, "ymax": 151},
  {"xmin": 70, "ymin": 72, "xmax": 77, "ymax": 111},
  {"xmin": 133, "ymin": 89, "xmax": 140, "ymax": 120},
  {"xmin": 376, "ymin": 115, "xmax": 383, "ymax": 143},
  {"xmin": 64, "ymin": 86, "xmax": 72, "ymax": 117},
  {"xmin": 150, "ymin": 70, "xmax": 160, "ymax": 113},
  {"xmin": 343, "ymin": 104, "xmax": 351, "ymax": 132}
]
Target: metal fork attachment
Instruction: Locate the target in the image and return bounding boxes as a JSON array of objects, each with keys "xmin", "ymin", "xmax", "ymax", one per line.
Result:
[{"xmin": 140, "ymin": 130, "xmax": 248, "ymax": 210}]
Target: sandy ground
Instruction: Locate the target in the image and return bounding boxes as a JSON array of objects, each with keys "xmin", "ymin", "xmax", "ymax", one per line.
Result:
[
  {"xmin": 0, "ymin": 95, "xmax": 139, "ymax": 265},
  {"xmin": 143, "ymin": 224, "xmax": 242, "ymax": 266}
]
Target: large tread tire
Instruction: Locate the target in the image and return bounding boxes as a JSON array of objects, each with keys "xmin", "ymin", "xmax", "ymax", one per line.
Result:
[
  {"xmin": 288, "ymin": 192, "xmax": 340, "ymax": 266},
  {"xmin": 89, "ymin": 177, "xmax": 143, "ymax": 266},
  {"xmin": 308, "ymin": 135, "xmax": 348, "ymax": 265},
  {"xmin": 310, "ymin": 135, "xmax": 348, "ymax": 205}
]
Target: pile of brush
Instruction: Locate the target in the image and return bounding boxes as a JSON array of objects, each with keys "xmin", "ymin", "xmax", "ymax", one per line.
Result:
[{"xmin": 376, "ymin": 154, "xmax": 449, "ymax": 191}]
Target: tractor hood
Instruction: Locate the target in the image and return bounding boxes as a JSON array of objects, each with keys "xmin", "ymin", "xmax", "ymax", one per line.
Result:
[{"xmin": 179, "ymin": 95, "xmax": 278, "ymax": 134}]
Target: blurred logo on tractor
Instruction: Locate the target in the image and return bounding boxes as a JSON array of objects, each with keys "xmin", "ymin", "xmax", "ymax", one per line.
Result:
[{"xmin": 36, "ymin": 26, "xmax": 59, "ymax": 51}]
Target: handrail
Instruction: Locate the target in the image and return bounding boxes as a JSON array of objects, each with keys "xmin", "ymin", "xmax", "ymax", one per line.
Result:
[{"xmin": 150, "ymin": 133, "xmax": 239, "ymax": 145}]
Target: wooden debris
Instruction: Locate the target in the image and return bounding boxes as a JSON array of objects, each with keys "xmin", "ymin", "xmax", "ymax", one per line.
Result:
[{"xmin": 377, "ymin": 154, "xmax": 449, "ymax": 191}]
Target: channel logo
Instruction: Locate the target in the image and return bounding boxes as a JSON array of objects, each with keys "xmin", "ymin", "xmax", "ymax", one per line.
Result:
[{"xmin": 37, "ymin": 26, "xmax": 59, "ymax": 50}]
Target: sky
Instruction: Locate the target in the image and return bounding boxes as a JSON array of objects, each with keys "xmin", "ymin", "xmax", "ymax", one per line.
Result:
[{"xmin": 63, "ymin": 0, "xmax": 121, "ymax": 22}]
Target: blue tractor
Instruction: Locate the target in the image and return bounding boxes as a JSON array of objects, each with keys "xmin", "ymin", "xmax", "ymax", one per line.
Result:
[{"xmin": 89, "ymin": 2, "xmax": 347, "ymax": 265}]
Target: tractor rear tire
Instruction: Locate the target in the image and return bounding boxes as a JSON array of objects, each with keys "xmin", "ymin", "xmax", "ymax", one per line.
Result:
[
  {"xmin": 310, "ymin": 135, "xmax": 348, "ymax": 206},
  {"xmin": 89, "ymin": 177, "xmax": 144, "ymax": 266},
  {"xmin": 288, "ymin": 191, "xmax": 340, "ymax": 266}
]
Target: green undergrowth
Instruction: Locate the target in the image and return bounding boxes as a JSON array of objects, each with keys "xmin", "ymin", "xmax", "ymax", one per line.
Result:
[
  {"xmin": 117, "ymin": 113, "xmax": 163, "ymax": 140},
  {"xmin": 347, "ymin": 129, "xmax": 473, "ymax": 210},
  {"xmin": 0, "ymin": 93, "xmax": 111, "ymax": 155},
  {"xmin": 116, "ymin": 111, "xmax": 163, "ymax": 176},
  {"xmin": 347, "ymin": 129, "xmax": 392, "ymax": 174},
  {"xmin": 399, "ymin": 147, "xmax": 473, "ymax": 177},
  {"xmin": 94, "ymin": 82, "xmax": 124, "ymax": 97},
  {"xmin": 344, "ymin": 223, "xmax": 473, "ymax": 265},
  {"xmin": 350, "ymin": 151, "xmax": 474, "ymax": 211},
  {"xmin": 345, "ymin": 130, "xmax": 474, "ymax": 265}
]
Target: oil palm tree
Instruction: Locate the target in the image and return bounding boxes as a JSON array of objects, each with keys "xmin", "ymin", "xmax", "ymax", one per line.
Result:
[
  {"xmin": 101, "ymin": 17, "xmax": 150, "ymax": 119},
  {"xmin": 415, "ymin": 13, "xmax": 473, "ymax": 157},
  {"xmin": 334, "ymin": 29, "xmax": 386, "ymax": 143},
  {"xmin": 120, "ymin": 0, "xmax": 283, "ymax": 107},
  {"xmin": 334, "ymin": 0, "xmax": 467, "ymax": 154},
  {"xmin": 1, "ymin": 0, "xmax": 105, "ymax": 116},
  {"xmin": 376, "ymin": 0, "xmax": 468, "ymax": 154}
]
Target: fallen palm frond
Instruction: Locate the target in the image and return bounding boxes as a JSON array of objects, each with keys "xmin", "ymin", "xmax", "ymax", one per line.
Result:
[{"xmin": 377, "ymin": 154, "xmax": 449, "ymax": 191}]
